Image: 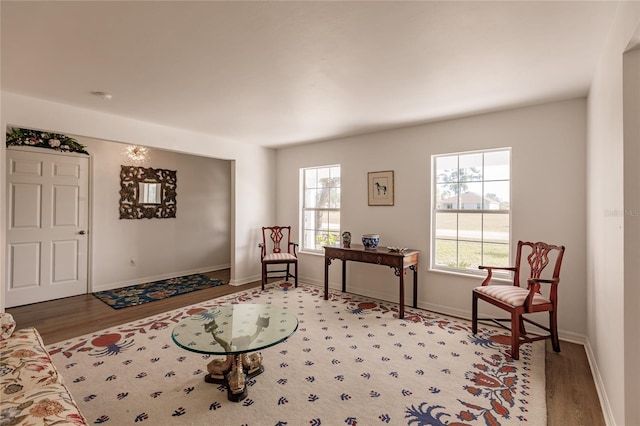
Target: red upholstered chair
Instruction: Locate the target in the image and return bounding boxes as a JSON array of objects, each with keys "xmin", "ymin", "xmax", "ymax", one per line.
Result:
[
  {"xmin": 472, "ymin": 240, "xmax": 565, "ymax": 360},
  {"xmin": 259, "ymin": 226, "xmax": 298, "ymax": 290}
]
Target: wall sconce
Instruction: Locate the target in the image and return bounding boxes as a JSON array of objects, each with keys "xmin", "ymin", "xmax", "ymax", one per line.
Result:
[{"xmin": 124, "ymin": 145, "xmax": 150, "ymax": 164}]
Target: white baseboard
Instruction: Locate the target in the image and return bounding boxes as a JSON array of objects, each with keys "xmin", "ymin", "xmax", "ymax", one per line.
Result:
[
  {"xmin": 422, "ymin": 301, "xmax": 473, "ymax": 320},
  {"xmin": 229, "ymin": 275, "xmax": 262, "ymax": 286},
  {"xmin": 92, "ymin": 264, "xmax": 231, "ymax": 292},
  {"xmin": 584, "ymin": 338, "xmax": 615, "ymax": 426}
]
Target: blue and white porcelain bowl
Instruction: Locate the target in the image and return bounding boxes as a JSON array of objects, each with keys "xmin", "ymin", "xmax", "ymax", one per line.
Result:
[{"xmin": 362, "ymin": 234, "xmax": 380, "ymax": 250}]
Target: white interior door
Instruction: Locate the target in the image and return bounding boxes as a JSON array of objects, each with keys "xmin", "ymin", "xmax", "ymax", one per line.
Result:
[{"xmin": 6, "ymin": 148, "xmax": 89, "ymax": 308}]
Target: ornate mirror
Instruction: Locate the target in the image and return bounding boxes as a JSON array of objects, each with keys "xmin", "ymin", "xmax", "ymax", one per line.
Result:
[
  {"xmin": 139, "ymin": 182, "xmax": 162, "ymax": 204},
  {"xmin": 119, "ymin": 165, "xmax": 177, "ymax": 219}
]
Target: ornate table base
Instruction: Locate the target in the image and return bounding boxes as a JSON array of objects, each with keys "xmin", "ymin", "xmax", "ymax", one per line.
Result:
[
  {"xmin": 172, "ymin": 304, "xmax": 298, "ymax": 403},
  {"xmin": 204, "ymin": 352, "xmax": 264, "ymax": 401}
]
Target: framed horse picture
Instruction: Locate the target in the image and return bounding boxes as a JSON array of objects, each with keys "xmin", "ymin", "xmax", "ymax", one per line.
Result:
[{"xmin": 368, "ymin": 170, "xmax": 394, "ymax": 206}]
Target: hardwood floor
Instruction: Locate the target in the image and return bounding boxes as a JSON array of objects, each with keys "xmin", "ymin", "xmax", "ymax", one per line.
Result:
[
  {"xmin": 6, "ymin": 270, "xmax": 604, "ymax": 425},
  {"xmin": 5, "ymin": 270, "xmax": 256, "ymax": 345},
  {"xmin": 545, "ymin": 340, "xmax": 605, "ymax": 426}
]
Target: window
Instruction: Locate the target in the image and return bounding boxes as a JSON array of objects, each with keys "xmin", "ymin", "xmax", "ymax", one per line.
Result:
[
  {"xmin": 432, "ymin": 149, "xmax": 511, "ymax": 274},
  {"xmin": 301, "ymin": 165, "xmax": 341, "ymax": 252}
]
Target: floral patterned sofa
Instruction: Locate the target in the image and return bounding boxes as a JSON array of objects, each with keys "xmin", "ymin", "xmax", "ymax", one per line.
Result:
[{"xmin": 1, "ymin": 313, "xmax": 88, "ymax": 425}]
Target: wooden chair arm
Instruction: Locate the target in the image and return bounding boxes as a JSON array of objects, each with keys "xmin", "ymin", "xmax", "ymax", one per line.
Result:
[
  {"xmin": 478, "ymin": 265, "xmax": 517, "ymax": 286},
  {"xmin": 526, "ymin": 277, "xmax": 558, "ymax": 292},
  {"xmin": 524, "ymin": 278, "xmax": 559, "ymax": 311},
  {"xmin": 478, "ymin": 266, "xmax": 517, "ymax": 272},
  {"xmin": 289, "ymin": 242, "xmax": 299, "ymax": 256},
  {"xmin": 258, "ymin": 242, "xmax": 265, "ymax": 260}
]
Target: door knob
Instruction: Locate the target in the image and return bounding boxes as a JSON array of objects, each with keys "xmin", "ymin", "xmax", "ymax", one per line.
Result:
[{"xmin": 78, "ymin": 230, "xmax": 86, "ymax": 235}]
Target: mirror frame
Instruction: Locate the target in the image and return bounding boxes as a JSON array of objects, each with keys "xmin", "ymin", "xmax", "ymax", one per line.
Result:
[{"xmin": 119, "ymin": 165, "xmax": 177, "ymax": 219}]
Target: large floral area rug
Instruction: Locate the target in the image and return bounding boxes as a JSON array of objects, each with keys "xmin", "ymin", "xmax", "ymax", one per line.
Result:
[
  {"xmin": 48, "ymin": 284, "xmax": 545, "ymax": 425},
  {"xmin": 93, "ymin": 273, "xmax": 226, "ymax": 309}
]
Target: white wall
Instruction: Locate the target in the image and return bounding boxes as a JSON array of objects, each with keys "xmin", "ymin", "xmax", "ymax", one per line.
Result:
[
  {"xmin": 586, "ymin": 2, "xmax": 640, "ymax": 425},
  {"xmin": 1, "ymin": 92, "xmax": 275, "ymax": 310},
  {"xmin": 623, "ymin": 46, "xmax": 640, "ymax": 426},
  {"xmin": 277, "ymin": 98, "xmax": 587, "ymax": 340},
  {"xmin": 80, "ymin": 136, "xmax": 231, "ymax": 291},
  {"xmin": 232, "ymin": 152, "xmax": 278, "ymax": 285}
]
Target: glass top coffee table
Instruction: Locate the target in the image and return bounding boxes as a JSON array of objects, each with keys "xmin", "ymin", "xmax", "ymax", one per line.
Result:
[{"xmin": 172, "ymin": 304, "xmax": 298, "ymax": 401}]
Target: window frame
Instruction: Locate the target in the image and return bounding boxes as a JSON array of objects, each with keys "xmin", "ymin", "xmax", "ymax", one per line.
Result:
[
  {"xmin": 299, "ymin": 164, "xmax": 341, "ymax": 254},
  {"xmin": 430, "ymin": 148, "xmax": 512, "ymax": 277}
]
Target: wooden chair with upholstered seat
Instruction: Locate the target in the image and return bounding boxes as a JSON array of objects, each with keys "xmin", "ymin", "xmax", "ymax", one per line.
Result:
[
  {"xmin": 259, "ymin": 226, "xmax": 298, "ymax": 290},
  {"xmin": 472, "ymin": 240, "xmax": 565, "ymax": 360}
]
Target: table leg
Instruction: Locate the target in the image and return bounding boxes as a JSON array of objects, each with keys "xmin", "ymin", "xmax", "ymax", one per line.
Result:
[
  {"xmin": 411, "ymin": 264, "xmax": 418, "ymax": 308},
  {"xmin": 399, "ymin": 268, "xmax": 405, "ymax": 319},
  {"xmin": 341, "ymin": 259, "xmax": 347, "ymax": 293},
  {"xmin": 205, "ymin": 352, "xmax": 264, "ymax": 402},
  {"xmin": 324, "ymin": 256, "xmax": 330, "ymax": 300}
]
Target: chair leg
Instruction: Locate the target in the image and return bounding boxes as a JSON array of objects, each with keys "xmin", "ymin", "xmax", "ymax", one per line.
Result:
[
  {"xmin": 261, "ymin": 263, "xmax": 266, "ymax": 291},
  {"xmin": 285, "ymin": 264, "xmax": 291, "ymax": 282},
  {"xmin": 294, "ymin": 261, "xmax": 298, "ymax": 288},
  {"xmin": 519, "ymin": 316, "xmax": 527, "ymax": 336},
  {"xmin": 511, "ymin": 311, "xmax": 521, "ymax": 360},
  {"xmin": 471, "ymin": 291, "xmax": 478, "ymax": 335},
  {"xmin": 550, "ymin": 309, "xmax": 561, "ymax": 353}
]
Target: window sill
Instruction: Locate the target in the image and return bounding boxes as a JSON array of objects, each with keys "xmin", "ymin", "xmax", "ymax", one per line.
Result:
[
  {"xmin": 428, "ymin": 267, "xmax": 513, "ymax": 283},
  {"xmin": 299, "ymin": 250, "xmax": 325, "ymax": 257}
]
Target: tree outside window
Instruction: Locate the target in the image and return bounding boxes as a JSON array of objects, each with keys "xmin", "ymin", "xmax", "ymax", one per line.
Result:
[
  {"xmin": 302, "ymin": 165, "xmax": 341, "ymax": 252},
  {"xmin": 432, "ymin": 149, "xmax": 511, "ymax": 273}
]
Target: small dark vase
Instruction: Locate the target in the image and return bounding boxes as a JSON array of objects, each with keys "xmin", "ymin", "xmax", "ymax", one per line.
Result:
[{"xmin": 342, "ymin": 231, "xmax": 352, "ymax": 247}]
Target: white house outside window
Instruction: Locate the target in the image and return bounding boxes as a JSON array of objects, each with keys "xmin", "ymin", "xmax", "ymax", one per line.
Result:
[
  {"xmin": 301, "ymin": 165, "xmax": 341, "ymax": 253},
  {"xmin": 432, "ymin": 149, "xmax": 511, "ymax": 274}
]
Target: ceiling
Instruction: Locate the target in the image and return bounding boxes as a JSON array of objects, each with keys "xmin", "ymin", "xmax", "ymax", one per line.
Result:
[{"xmin": 1, "ymin": 1, "xmax": 621, "ymax": 148}]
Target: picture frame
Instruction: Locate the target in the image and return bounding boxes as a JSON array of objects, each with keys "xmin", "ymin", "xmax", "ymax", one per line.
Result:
[{"xmin": 368, "ymin": 170, "xmax": 394, "ymax": 206}]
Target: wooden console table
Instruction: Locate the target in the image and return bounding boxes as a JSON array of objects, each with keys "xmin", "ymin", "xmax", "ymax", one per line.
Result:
[{"xmin": 323, "ymin": 244, "xmax": 420, "ymax": 319}]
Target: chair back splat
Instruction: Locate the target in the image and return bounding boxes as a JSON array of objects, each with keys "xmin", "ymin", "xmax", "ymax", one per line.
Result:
[
  {"xmin": 472, "ymin": 240, "xmax": 565, "ymax": 360},
  {"xmin": 259, "ymin": 226, "xmax": 298, "ymax": 290}
]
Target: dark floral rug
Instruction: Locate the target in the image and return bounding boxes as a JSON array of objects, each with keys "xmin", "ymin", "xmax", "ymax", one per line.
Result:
[{"xmin": 93, "ymin": 273, "xmax": 226, "ymax": 309}]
